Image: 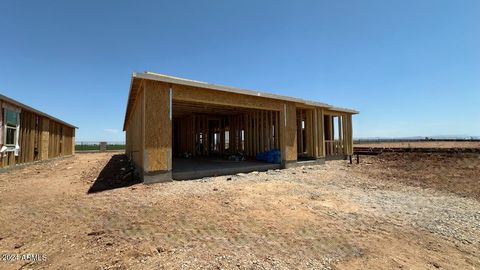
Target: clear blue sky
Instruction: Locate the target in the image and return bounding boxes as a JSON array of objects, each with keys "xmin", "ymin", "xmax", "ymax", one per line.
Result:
[{"xmin": 1, "ymin": 0, "xmax": 479, "ymax": 141}]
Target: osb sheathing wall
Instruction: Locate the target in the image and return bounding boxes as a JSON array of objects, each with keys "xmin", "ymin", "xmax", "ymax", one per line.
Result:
[
  {"xmin": 125, "ymin": 83, "xmax": 144, "ymax": 172},
  {"xmin": 344, "ymin": 114, "xmax": 353, "ymax": 155},
  {"xmin": 283, "ymin": 103, "xmax": 297, "ymax": 161},
  {"xmin": 143, "ymin": 80, "xmax": 171, "ymax": 173},
  {"xmin": 48, "ymin": 120, "xmax": 74, "ymax": 159},
  {"xmin": 0, "ymin": 101, "xmax": 75, "ymax": 169}
]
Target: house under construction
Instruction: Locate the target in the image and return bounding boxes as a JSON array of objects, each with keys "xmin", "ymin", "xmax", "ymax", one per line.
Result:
[
  {"xmin": 0, "ymin": 94, "xmax": 76, "ymax": 169},
  {"xmin": 124, "ymin": 72, "xmax": 358, "ymax": 183}
]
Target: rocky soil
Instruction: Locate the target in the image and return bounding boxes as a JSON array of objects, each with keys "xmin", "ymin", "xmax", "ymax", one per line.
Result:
[
  {"xmin": 354, "ymin": 140, "xmax": 480, "ymax": 149},
  {"xmin": 0, "ymin": 152, "xmax": 479, "ymax": 269}
]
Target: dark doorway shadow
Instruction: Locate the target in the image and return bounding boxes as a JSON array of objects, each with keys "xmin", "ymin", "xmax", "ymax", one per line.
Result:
[
  {"xmin": 297, "ymin": 155, "xmax": 317, "ymax": 162},
  {"xmin": 88, "ymin": 154, "xmax": 141, "ymax": 194}
]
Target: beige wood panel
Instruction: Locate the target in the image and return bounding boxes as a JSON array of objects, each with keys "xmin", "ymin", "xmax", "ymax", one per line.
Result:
[
  {"xmin": 143, "ymin": 80, "xmax": 172, "ymax": 172},
  {"xmin": 0, "ymin": 102, "xmax": 75, "ymax": 168},
  {"xmin": 40, "ymin": 118, "xmax": 50, "ymax": 160},
  {"xmin": 281, "ymin": 103, "xmax": 297, "ymax": 161},
  {"xmin": 172, "ymin": 83, "xmax": 284, "ymax": 111},
  {"xmin": 125, "ymin": 83, "xmax": 145, "ymax": 171},
  {"xmin": 317, "ymin": 108, "xmax": 325, "ymax": 157}
]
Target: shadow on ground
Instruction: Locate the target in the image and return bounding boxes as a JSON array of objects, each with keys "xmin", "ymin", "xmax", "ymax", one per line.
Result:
[{"xmin": 88, "ymin": 154, "xmax": 140, "ymax": 194}]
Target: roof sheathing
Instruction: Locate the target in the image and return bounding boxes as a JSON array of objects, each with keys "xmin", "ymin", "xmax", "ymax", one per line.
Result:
[
  {"xmin": 123, "ymin": 72, "xmax": 359, "ymax": 130},
  {"xmin": 0, "ymin": 93, "xmax": 77, "ymax": 128}
]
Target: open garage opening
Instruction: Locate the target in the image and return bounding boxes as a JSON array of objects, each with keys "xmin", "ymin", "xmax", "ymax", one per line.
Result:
[{"xmin": 171, "ymin": 100, "xmax": 282, "ymax": 180}]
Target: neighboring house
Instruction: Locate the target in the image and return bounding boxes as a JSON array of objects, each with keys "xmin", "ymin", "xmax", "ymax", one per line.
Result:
[
  {"xmin": 123, "ymin": 72, "xmax": 358, "ymax": 183},
  {"xmin": 0, "ymin": 94, "xmax": 76, "ymax": 169}
]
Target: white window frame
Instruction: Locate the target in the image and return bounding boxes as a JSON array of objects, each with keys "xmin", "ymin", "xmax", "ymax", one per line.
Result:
[
  {"xmin": 5, "ymin": 125, "xmax": 17, "ymax": 147},
  {"xmin": 1, "ymin": 106, "xmax": 21, "ymax": 155}
]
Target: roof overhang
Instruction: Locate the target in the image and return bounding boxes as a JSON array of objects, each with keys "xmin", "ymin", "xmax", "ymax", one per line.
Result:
[
  {"xmin": 327, "ymin": 106, "xmax": 360, "ymax": 114},
  {"xmin": 123, "ymin": 72, "xmax": 359, "ymax": 130}
]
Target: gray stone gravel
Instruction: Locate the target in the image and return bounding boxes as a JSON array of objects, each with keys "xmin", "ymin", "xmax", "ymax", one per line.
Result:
[
  {"xmin": 282, "ymin": 162, "xmax": 480, "ymax": 246},
  {"xmin": 189, "ymin": 161, "xmax": 480, "ymax": 249}
]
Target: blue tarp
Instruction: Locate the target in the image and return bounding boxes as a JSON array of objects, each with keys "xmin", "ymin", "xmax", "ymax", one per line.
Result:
[{"xmin": 256, "ymin": 149, "xmax": 281, "ymax": 164}]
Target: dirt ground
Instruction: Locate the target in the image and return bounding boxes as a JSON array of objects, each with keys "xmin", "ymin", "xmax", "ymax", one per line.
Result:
[
  {"xmin": 0, "ymin": 152, "xmax": 479, "ymax": 270},
  {"xmin": 354, "ymin": 141, "xmax": 480, "ymax": 149}
]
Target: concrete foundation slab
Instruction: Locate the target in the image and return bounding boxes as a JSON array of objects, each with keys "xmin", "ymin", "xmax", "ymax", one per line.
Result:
[
  {"xmin": 143, "ymin": 171, "xmax": 173, "ymax": 184},
  {"xmin": 284, "ymin": 157, "xmax": 325, "ymax": 168},
  {"xmin": 325, "ymin": 155, "xmax": 347, "ymax": 161},
  {"xmin": 172, "ymin": 157, "xmax": 281, "ymax": 180}
]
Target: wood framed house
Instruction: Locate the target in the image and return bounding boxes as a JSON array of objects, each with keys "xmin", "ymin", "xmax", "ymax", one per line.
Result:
[
  {"xmin": 124, "ymin": 72, "xmax": 358, "ymax": 183},
  {"xmin": 0, "ymin": 94, "xmax": 76, "ymax": 169}
]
